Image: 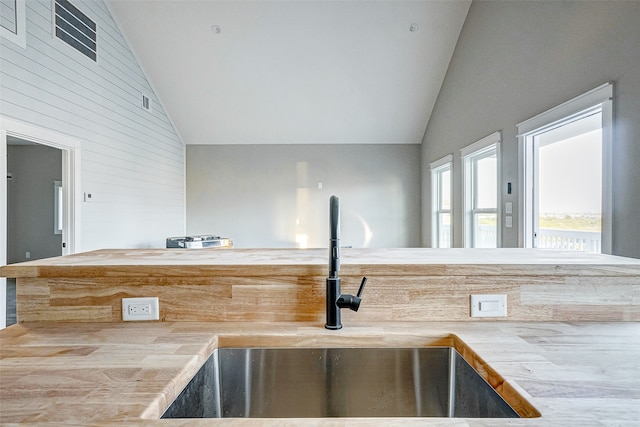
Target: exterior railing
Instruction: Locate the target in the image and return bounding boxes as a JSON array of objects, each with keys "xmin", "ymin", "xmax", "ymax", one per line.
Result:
[
  {"xmin": 436, "ymin": 226, "xmax": 601, "ymax": 253},
  {"xmin": 537, "ymin": 228, "xmax": 601, "ymax": 253},
  {"xmin": 477, "ymin": 225, "xmax": 497, "ymax": 248}
]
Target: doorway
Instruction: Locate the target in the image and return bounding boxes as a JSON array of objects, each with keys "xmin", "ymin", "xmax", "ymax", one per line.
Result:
[
  {"xmin": 517, "ymin": 83, "xmax": 613, "ymax": 254},
  {"xmin": 530, "ymin": 112, "xmax": 603, "ymax": 252},
  {"xmin": 1, "ymin": 116, "xmax": 81, "ymax": 328}
]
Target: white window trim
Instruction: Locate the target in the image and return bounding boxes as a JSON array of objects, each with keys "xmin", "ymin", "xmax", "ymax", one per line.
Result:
[
  {"xmin": 461, "ymin": 132, "xmax": 502, "ymax": 248},
  {"xmin": 517, "ymin": 82, "xmax": 613, "ymax": 253},
  {"xmin": 430, "ymin": 154, "xmax": 453, "ymax": 248},
  {"xmin": 429, "ymin": 154, "xmax": 453, "ymax": 171},
  {"xmin": 0, "ymin": 0, "xmax": 26, "ymax": 48}
]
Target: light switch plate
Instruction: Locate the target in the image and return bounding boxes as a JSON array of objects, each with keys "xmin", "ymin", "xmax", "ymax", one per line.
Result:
[
  {"xmin": 122, "ymin": 297, "xmax": 159, "ymax": 321},
  {"xmin": 505, "ymin": 202, "xmax": 513, "ymax": 214},
  {"xmin": 470, "ymin": 294, "xmax": 507, "ymax": 318},
  {"xmin": 505, "ymin": 216, "xmax": 513, "ymax": 228}
]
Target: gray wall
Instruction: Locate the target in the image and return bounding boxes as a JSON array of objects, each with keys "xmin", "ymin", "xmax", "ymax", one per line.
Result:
[
  {"xmin": 421, "ymin": 0, "xmax": 640, "ymax": 258},
  {"xmin": 7, "ymin": 145, "xmax": 62, "ymax": 263},
  {"xmin": 187, "ymin": 144, "xmax": 421, "ymax": 248},
  {"xmin": 1, "ymin": 0, "xmax": 185, "ymax": 250}
]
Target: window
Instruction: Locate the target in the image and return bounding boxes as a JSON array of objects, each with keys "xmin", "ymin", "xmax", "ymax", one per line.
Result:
[
  {"xmin": 430, "ymin": 155, "xmax": 452, "ymax": 248},
  {"xmin": 462, "ymin": 132, "xmax": 501, "ymax": 248},
  {"xmin": 518, "ymin": 82, "xmax": 613, "ymax": 253},
  {"xmin": 0, "ymin": 0, "xmax": 26, "ymax": 48}
]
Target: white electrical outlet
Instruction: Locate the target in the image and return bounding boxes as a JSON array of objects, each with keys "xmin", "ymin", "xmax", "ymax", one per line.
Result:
[
  {"xmin": 470, "ymin": 294, "xmax": 507, "ymax": 318},
  {"xmin": 122, "ymin": 297, "xmax": 159, "ymax": 321}
]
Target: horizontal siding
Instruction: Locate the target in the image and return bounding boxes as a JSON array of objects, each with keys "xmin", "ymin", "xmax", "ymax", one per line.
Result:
[
  {"xmin": 3, "ymin": 8, "xmax": 179, "ymax": 144},
  {"xmin": 1, "ymin": 0, "xmax": 185, "ymax": 250}
]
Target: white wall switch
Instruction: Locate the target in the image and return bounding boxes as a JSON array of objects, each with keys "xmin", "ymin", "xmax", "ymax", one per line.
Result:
[
  {"xmin": 122, "ymin": 297, "xmax": 159, "ymax": 321},
  {"xmin": 505, "ymin": 216, "xmax": 513, "ymax": 228},
  {"xmin": 505, "ymin": 201, "xmax": 513, "ymax": 214},
  {"xmin": 470, "ymin": 294, "xmax": 507, "ymax": 318}
]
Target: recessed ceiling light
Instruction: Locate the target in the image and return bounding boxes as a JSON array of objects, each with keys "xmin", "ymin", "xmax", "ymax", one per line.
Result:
[{"xmin": 409, "ymin": 23, "xmax": 418, "ymax": 32}]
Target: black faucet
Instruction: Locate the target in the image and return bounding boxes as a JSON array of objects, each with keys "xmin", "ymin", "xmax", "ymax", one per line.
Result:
[{"xmin": 325, "ymin": 195, "xmax": 367, "ymax": 330}]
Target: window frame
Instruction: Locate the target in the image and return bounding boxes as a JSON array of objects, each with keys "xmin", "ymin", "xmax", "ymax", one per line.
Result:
[
  {"xmin": 461, "ymin": 132, "xmax": 502, "ymax": 248},
  {"xmin": 517, "ymin": 82, "xmax": 613, "ymax": 253},
  {"xmin": 0, "ymin": 0, "xmax": 26, "ymax": 48},
  {"xmin": 430, "ymin": 154, "xmax": 453, "ymax": 248}
]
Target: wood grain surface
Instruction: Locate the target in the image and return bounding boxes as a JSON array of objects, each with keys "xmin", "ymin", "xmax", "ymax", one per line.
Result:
[
  {"xmin": 3, "ymin": 249, "xmax": 638, "ymax": 323},
  {"xmin": 1, "ymin": 321, "xmax": 639, "ymax": 426},
  {"xmin": 2, "ymin": 248, "xmax": 640, "ymax": 278}
]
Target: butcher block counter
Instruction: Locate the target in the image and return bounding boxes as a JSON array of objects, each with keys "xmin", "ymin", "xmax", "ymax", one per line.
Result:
[
  {"xmin": 1, "ymin": 248, "xmax": 639, "ymax": 323},
  {"xmin": 1, "ymin": 321, "xmax": 639, "ymax": 426},
  {"xmin": 1, "ymin": 248, "xmax": 640, "ymax": 425},
  {"xmin": 3, "ymin": 247, "xmax": 640, "ymax": 278}
]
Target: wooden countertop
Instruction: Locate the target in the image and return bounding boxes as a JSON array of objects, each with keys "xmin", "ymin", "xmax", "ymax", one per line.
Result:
[
  {"xmin": 1, "ymin": 321, "xmax": 639, "ymax": 426},
  {"xmin": 2, "ymin": 248, "xmax": 640, "ymax": 278}
]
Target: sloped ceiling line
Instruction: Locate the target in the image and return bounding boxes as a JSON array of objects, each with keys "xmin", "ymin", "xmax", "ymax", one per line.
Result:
[{"xmin": 106, "ymin": 0, "xmax": 470, "ymax": 145}]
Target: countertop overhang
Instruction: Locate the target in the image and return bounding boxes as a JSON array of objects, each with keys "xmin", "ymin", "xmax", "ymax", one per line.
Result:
[{"xmin": 2, "ymin": 248, "xmax": 640, "ymax": 278}]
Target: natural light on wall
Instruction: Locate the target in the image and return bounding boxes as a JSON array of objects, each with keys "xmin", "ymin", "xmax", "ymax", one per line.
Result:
[{"xmin": 295, "ymin": 161, "xmax": 310, "ymax": 248}]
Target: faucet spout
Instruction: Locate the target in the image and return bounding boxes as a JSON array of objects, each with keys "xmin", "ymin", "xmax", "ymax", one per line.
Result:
[
  {"xmin": 328, "ymin": 195, "xmax": 340, "ymax": 278},
  {"xmin": 325, "ymin": 195, "xmax": 367, "ymax": 330}
]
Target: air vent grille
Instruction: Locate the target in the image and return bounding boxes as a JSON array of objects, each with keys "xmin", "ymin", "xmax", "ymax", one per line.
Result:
[
  {"xmin": 141, "ymin": 94, "xmax": 151, "ymax": 111},
  {"xmin": 54, "ymin": 0, "xmax": 96, "ymax": 61}
]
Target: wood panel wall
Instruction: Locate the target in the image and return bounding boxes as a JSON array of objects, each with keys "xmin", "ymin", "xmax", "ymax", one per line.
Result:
[
  {"xmin": 1, "ymin": 0, "xmax": 185, "ymax": 252},
  {"xmin": 16, "ymin": 272, "xmax": 640, "ymax": 323}
]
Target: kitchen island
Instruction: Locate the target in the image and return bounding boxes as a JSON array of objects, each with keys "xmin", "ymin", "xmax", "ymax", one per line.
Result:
[
  {"xmin": 1, "ymin": 248, "xmax": 639, "ymax": 425},
  {"xmin": 2, "ymin": 248, "xmax": 639, "ymax": 323}
]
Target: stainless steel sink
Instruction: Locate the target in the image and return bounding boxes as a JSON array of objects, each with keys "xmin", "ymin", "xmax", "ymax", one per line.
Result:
[{"xmin": 162, "ymin": 347, "xmax": 521, "ymax": 418}]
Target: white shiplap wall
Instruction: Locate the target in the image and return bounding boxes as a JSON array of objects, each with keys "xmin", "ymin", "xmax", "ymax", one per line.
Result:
[{"xmin": 0, "ymin": 0, "xmax": 185, "ymax": 250}]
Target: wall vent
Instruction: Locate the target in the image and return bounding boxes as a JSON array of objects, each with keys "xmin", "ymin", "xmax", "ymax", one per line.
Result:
[
  {"xmin": 141, "ymin": 93, "xmax": 151, "ymax": 112},
  {"xmin": 54, "ymin": 0, "xmax": 96, "ymax": 61}
]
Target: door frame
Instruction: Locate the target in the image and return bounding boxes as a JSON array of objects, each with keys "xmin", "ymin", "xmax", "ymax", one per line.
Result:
[
  {"xmin": 516, "ymin": 82, "xmax": 613, "ymax": 253},
  {"xmin": 1, "ymin": 115, "xmax": 82, "ymax": 328}
]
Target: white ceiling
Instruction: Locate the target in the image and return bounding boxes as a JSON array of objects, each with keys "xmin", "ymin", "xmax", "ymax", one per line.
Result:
[{"xmin": 106, "ymin": 0, "xmax": 470, "ymax": 145}]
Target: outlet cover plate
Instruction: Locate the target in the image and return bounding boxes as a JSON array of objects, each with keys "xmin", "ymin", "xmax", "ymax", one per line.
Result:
[
  {"xmin": 470, "ymin": 294, "xmax": 507, "ymax": 318},
  {"xmin": 122, "ymin": 297, "xmax": 159, "ymax": 321}
]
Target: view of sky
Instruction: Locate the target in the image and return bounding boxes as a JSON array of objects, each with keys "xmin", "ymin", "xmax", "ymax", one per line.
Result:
[{"xmin": 538, "ymin": 128, "xmax": 602, "ymax": 215}]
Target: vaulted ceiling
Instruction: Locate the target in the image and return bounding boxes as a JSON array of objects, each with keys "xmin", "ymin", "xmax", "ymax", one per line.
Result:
[{"xmin": 107, "ymin": 0, "xmax": 470, "ymax": 145}]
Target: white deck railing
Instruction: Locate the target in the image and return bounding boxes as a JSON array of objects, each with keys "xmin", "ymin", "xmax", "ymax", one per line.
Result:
[
  {"xmin": 537, "ymin": 228, "xmax": 601, "ymax": 253},
  {"xmin": 436, "ymin": 226, "xmax": 601, "ymax": 253}
]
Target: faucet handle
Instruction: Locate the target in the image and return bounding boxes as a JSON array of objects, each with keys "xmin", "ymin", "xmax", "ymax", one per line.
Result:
[
  {"xmin": 357, "ymin": 277, "xmax": 367, "ymax": 298},
  {"xmin": 336, "ymin": 277, "xmax": 367, "ymax": 312}
]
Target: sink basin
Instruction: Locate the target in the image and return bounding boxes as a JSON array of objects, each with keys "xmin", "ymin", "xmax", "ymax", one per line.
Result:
[{"xmin": 162, "ymin": 347, "xmax": 522, "ymax": 418}]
